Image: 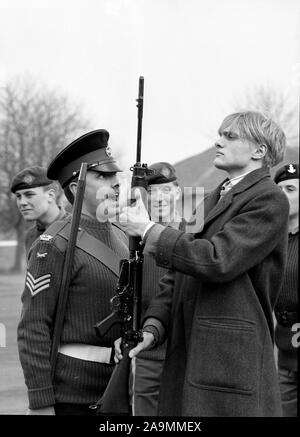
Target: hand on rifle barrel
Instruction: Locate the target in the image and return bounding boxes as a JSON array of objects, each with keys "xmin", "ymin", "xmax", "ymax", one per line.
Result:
[
  {"xmin": 119, "ymin": 189, "xmax": 152, "ymax": 237},
  {"xmin": 114, "ymin": 332, "xmax": 155, "ymax": 363}
]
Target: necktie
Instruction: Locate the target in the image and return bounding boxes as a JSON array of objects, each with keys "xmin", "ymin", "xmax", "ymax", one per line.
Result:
[{"xmin": 219, "ymin": 180, "xmax": 233, "ymax": 199}]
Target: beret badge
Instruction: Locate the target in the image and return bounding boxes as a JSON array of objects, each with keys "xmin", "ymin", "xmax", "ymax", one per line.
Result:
[
  {"xmin": 23, "ymin": 175, "xmax": 34, "ymax": 184},
  {"xmin": 288, "ymin": 164, "xmax": 296, "ymax": 174}
]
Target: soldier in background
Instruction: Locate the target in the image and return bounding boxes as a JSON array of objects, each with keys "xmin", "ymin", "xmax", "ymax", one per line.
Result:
[
  {"xmin": 17, "ymin": 130, "xmax": 128, "ymax": 415},
  {"xmin": 274, "ymin": 163, "xmax": 299, "ymax": 417},
  {"xmin": 10, "ymin": 166, "xmax": 68, "ymax": 254},
  {"xmin": 133, "ymin": 162, "xmax": 182, "ymax": 416}
]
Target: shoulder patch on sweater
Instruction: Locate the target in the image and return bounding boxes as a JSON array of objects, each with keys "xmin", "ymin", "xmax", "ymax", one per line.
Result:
[
  {"xmin": 36, "ymin": 251, "xmax": 48, "ymax": 259},
  {"xmin": 25, "ymin": 271, "xmax": 51, "ymax": 297}
]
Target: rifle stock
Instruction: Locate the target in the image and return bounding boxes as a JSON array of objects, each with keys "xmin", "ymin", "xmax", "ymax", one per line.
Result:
[{"xmin": 90, "ymin": 345, "xmax": 132, "ymax": 416}]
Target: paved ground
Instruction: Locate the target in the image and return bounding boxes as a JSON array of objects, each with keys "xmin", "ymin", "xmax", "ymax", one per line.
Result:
[
  {"xmin": 0, "ymin": 248, "xmax": 279, "ymax": 416},
  {"xmin": 0, "ymin": 273, "xmax": 28, "ymax": 414}
]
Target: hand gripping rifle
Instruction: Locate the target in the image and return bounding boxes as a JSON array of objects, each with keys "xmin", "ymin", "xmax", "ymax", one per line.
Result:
[
  {"xmin": 50, "ymin": 162, "xmax": 87, "ymax": 378},
  {"xmin": 91, "ymin": 77, "xmax": 152, "ymax": 416}
]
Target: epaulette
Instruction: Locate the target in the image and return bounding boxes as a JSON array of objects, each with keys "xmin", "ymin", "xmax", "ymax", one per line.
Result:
[
  {"xmin": 112, "ymin": 221, "xmax": 126, "ymax": 233},
  {"xmin": 27, "ymin": 220, "xmax": 70, "ymax": 261}
]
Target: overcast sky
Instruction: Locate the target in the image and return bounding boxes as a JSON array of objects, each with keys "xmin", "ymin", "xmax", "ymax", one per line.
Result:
[{"xmin": 0, "ymin": 0, "xmax": 299, "ymax": 170}]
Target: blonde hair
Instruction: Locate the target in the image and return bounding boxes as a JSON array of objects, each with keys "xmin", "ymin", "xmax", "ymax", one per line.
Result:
[{"xmin": 218, "ymin": 111, "xmax": 286, "ymax": 168}]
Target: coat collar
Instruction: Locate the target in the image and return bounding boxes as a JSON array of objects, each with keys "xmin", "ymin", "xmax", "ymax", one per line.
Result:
[{"xmin": 203, "ymin": 167, "xmax": 271, "ymax": 227}]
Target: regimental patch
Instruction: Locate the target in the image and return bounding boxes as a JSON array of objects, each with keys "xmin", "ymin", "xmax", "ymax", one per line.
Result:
[{"xmin": 26, "ymin": 272, "xmax": 51, "ymax": 296}]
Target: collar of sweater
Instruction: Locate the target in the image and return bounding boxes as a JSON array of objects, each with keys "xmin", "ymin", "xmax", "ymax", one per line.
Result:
[
  {"xmin": 79, "ymin": 214, "xmax": 113, "ymax": 231},
  {"xmin": 36, "ymin": 206, "xmax": 68, "ymax": 231}
]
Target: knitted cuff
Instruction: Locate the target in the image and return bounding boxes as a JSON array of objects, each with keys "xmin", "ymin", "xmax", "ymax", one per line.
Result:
[
  {"xmin": 142, "ymin": 325, "xmax": 160, "ymax": 348},
  {"xmin": 28, "ymin": 385, "xmax": 56, "ymax": 409}
]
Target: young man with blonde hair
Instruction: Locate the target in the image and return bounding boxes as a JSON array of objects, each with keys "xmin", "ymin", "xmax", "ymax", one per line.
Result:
[{"xmin": 117, "ymin": 111, "xmax": 289, "ymax": 417}]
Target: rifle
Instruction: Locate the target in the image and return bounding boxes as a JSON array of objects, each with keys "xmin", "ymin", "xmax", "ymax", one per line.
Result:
[
  {"xmin": 91, "ymin": 76, "xmax": 151, "ymax": 415},
  {"xmin": 50, "ymin": 162, "xmax": 87, "ymax": 378}
]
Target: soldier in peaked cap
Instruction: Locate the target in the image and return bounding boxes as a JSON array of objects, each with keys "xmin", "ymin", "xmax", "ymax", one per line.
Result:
[
  {"xmin": 10, "ymin": 166, "xmax": 68, "ymax": 254},
  {"xmin": 273, "ymin": 163, "xmax": 299, "ymax": 417},
  {"xmin": 17, "ymin": 130, "xmax": 128, "ymax": 415},
  {"xmin": 133, "ymin": 162, "xmax": 183, "ymax": 416}
]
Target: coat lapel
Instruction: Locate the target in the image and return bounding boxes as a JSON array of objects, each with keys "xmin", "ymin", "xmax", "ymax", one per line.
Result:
[
  {"xmin": 203, "ymin": 168, "xmax": 271, "ymax": 229},
  {"xmin": 203, "ymin": 186, "xmax": 233, "ymax": 225}
]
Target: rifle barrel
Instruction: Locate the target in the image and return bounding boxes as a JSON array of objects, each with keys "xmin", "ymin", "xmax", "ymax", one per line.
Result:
[
  {"xmin": 136, "ymin": 76, "xmax": 144, "ymax": 163},
  {"xmin": 50, "ymin": 162, "xmax": 87, "ymax": 378}
]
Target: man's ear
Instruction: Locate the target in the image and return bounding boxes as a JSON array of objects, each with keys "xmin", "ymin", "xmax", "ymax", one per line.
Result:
[
  {"xmin": 47, "ymin": 189, "xmax": 56, "ymax": 202},
  {"xmin": 69, "ymin": 181, "xmax": 78, "ymax": 197},
  {"xmin": 252, "ymin": 143, "xmax": 267, "ymax": 161}
]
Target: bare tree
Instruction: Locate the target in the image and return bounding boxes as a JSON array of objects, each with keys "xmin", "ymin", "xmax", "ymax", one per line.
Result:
[
  {"xmin": 234, "ymin": 84, "xmax": 298, "ymax": 148},
  {"xmin": 0, "ymin": 76, "xmax": 90, "ymax": 272}
]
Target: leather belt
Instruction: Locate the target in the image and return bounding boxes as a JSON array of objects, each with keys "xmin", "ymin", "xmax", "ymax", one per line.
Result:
[{"xmin": 58, "ymin": 344, "xmax": 112, "ymax": 364}]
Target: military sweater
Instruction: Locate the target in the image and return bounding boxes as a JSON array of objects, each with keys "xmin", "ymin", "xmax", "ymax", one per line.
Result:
[
  {"xmin": 24, "ymin": 207, "xmax": 69, "ymax": 255},
  {"xmin": 18, "ymin": 215, "xmax": 128, "ymax": 409},
  {"xmin": 275, "ymin": 231, "xmax": 298, "ymax": 371}
]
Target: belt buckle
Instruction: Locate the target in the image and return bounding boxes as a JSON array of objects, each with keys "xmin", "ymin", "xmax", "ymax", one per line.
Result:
[{"xmin": 279, "ymin": 311, "xmax": 289, "ymax": 327}]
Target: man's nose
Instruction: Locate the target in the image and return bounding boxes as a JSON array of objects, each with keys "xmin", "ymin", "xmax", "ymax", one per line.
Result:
[
  {"xmin": 18, "ymin": 196, "xmax": 28, "ymax": 206},
  {"xmin": 112, "ymin": 179, "xmax": 119, "ymax": 190},
  {"xmin": 153, "ymin": 189, "xmax": 163, "ymax": 200},
  {"xmin": 110, "ymin": 175, "xmax": 119, "ymax": 186},
  {"xmin": 215, "ymin": 138, "xmax": 224, "ymax": 148}
]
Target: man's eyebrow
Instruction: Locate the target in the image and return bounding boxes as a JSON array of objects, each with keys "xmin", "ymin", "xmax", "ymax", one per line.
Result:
[
  {"xmin": 17, "ymin": 190, "xmax": 37, "ymax": 195},
  {"xmin": 223, "ymin": 130, "xmax": 239, "ymax": 138},
  {"xmin": 218, "ymin": 128, "xmax": 232, "ymax": 136}
]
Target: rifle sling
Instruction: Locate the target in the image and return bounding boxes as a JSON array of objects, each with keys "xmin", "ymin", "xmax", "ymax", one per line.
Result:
[{"xmin": 45, "ymin": 220, "xmax": 120, "ymax": 277}]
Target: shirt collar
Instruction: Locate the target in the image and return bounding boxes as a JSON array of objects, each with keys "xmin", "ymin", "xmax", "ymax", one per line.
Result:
[{"xmin": 228, "ymin": 170, "xmax": 254, "ymax": 187}]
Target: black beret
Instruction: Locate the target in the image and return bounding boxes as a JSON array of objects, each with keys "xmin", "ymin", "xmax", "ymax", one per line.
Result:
[
  {"xmin": 47, "ymin": 129, "xmax": 122, "ymax": 188},
  {"xmin": 146, "ymin": 162, "xmax": 177, "ymax": 185},
  {"xmin": 274, "ymin": 163, "xmax": 299, "ymax": 184},
  {"xmin": 10, "ymin": 166, "xmax": 53, "ymax": 193}
]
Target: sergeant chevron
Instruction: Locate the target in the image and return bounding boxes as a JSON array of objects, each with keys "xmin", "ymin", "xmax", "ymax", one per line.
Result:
[{"xmin": 25, "ymin": 271, "xmax": 51, "ymax": 296}]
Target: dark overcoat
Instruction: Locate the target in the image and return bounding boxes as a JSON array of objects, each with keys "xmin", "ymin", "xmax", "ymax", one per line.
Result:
[{"xmin": 145, "ymin": 168, "xmax": 289, "ymax": 416}]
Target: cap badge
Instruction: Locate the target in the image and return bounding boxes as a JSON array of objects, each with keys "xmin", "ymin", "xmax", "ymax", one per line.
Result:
[
  {"xmin": 288, "ymin": 164, "xmax": 296, "ymax": 174},
  {"xmin": 105, "ymin": 146, "xmax": 112, "ymax": 158},
  {"xmin": 23, "ymin": 175, "xmax": 34, "ymax": 184},
  {"xmin": 40, "ymin": 234, "xmax": 53, "ymax": 241}
]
